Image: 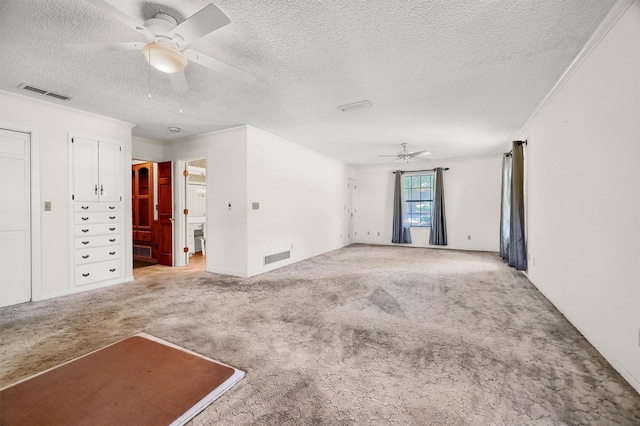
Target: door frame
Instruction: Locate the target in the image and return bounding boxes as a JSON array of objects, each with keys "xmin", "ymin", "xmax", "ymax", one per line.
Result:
[
  {"xmin": 348, "ymin": 178, "xmax": 356, "ymax": 245},
  {"xmin": 174, "ymin": 155, "xmax": 207, "ymax": 267},
  {"xmin": 0, "ymin": 122, "xmax": 41, "ymax": 302}
]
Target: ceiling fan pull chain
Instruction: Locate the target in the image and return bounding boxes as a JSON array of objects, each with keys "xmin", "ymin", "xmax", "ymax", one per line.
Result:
[{"xmin": 147, "ymin": 44, "xmax": 152, "ymax": 100}]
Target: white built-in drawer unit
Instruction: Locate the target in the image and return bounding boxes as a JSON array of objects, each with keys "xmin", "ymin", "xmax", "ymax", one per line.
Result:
[
  {"xmin": 73, "ymin": 202, "xmax": 124, "ymax": 287},
  {"xmin": 74, "ymin": 260, "xmax": 121, "ymax": 287}
]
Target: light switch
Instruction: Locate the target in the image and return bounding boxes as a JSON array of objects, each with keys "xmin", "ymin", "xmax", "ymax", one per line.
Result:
[{"xmin": 44, "ymin": 201, "xmax": 51, "ymax": 211}]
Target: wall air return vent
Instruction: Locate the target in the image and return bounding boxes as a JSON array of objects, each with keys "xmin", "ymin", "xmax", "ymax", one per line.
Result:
[
  {"xmin": 264, "ymin": 250, "xmax": 291, "ymax": 266},
  {"xmin": 133, "ymin": 245, "xmax": 152, "ymax": 259},
  {"xmin": 19, "ymin": 84, "xmax": 71, "ymax": 101}
]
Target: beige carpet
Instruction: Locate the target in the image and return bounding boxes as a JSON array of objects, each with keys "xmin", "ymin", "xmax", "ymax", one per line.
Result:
[{"xmin": 1, "ymin": 244, "xmax": 639, "ymax": 425}]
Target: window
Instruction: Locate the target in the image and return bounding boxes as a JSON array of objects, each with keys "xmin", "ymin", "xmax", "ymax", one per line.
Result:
[{"xmin": 404, "ymin": 174, "xmax": 434, "ymax": 227}]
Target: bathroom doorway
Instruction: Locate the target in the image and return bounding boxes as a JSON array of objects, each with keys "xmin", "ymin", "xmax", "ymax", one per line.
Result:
[{"xmin": 184, "ymin": 158, "xmax": 207, "ymax": 267}]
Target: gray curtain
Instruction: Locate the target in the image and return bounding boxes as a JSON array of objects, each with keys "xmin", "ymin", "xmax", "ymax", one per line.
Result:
[
  {"xmin": 499, "ymin": 154, "xmax": 512, "ymax": 259},
  {"xmin": 508, "ymin": 141, "xmax": 527, "ymax": 270},
  {"xmin": 429, "ymin": 167, "xmax": 447, "ymax": 246},
  {"xmin": 500, "ymin": 141, "xmax": 527, "ymax": 271},
  {"xmin": 391, "ymin": 171, "xmax": 412, "ymax": 244}
]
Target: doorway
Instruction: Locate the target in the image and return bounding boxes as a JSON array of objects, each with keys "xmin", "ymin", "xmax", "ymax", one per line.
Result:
[
  {"xmin": 131, "ymin": 160, "xmax": 173, "ymax": 270},
  {"xmin": 183, "ymin": 158, "xmax": 207, "ymax": 267},
  {"xmin": 348, "ymin": 178, "xmax": 356, "ymax": 244},
  {"xmin": 0, "ymin": 128, "xmax": 31, "ymax": 307}
]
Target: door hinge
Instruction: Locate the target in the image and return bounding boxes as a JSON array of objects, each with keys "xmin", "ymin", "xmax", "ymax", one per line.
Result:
[
  {"xmin": 120, "ymin": 196, "xmax": 122, "ymax": 201},
  {"xmin": 183, "ymin": 209, "xmax": 189, "ymax": 215},
  {"xmin": 183, "ymin": 170, "xmax": 189, "ymax": 177},
  {"xmin": 71, "ymin": 138, "xmax": 74, "ymax": 143},
  {"xmin": 183, "ymin": 247, "xmax": 189, "ymax": 253},
  {"xmin": 72, "ymin": 194, "xmax": 75, "ymax": 200}
]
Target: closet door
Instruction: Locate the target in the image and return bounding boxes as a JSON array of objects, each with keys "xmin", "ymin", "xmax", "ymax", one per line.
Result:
[
  {"xmin": 98, "ymin": 141, "xmax": 122, "ymax": 203},
  {"xmin": 0, "ymin": 128, "xmax": 31, "ymax": 307},
  {"xmin": 72, "ymin": 137, "xmax": 99, "ymax": 202}
]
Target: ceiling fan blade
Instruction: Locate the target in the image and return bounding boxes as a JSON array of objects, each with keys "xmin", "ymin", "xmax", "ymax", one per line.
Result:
[
  {"xmin": 377, "ymin": 154, "xmax": 401, "ymax": 157},
  {"xmin": 168, "ymin": 71, "xmax": 189, "ymax": 93},
  {"xmin": 184, "ymin": 49, "xmax": 256, "ymax": 84},
  {"xmin": 172, "ymin": 4, "xmax": 231, "ymax": 46},
  {"xmin": 409, "ymin": 150, "xmax": 432, "ymax": 157},
  {"xmin": 66, "ymin": 42, "xmax": 145, "ymax": 52},
  {"xmin": 84, "ymin": 0, "xmax": 153, "ymax": 40}
]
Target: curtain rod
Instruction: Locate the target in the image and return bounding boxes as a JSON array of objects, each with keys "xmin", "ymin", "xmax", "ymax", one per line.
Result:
[
  {"xmin": 505, "ymin": 139, "xmax": 527, "ymax": 156},
  {"xmin": 392, "ymin": 168, "xmax": 449, "ymax": 174}
]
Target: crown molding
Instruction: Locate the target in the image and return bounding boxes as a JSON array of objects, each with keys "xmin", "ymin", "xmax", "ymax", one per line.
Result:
[{"xmin": 517, "ymin": 0, "xmax": 634, "ymax": 134}]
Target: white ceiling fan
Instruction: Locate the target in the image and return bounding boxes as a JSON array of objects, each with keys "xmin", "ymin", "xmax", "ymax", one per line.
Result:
[
  {"xmin": 68, "ymin": 0, "xmax": 256, "ymax": 92},
  {"xmin": 378, "ymin": 143, "xmax": 432, "ymax": 163}
]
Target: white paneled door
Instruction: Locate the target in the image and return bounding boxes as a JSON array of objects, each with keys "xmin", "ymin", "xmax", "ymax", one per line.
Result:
[{"xmin": 0, "ymin": 128, "xmax": 31, "ymax": 307}]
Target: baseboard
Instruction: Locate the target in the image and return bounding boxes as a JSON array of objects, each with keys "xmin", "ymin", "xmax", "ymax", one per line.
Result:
[
  {"xmin": 39, "ymin": 277, "xmax": 129, "ymax": 301},
  {"xmin": 205, "ymin": 267, "xmax": 248, "ymax": 278},
  {"xmin": 246, "ymin": 244, "xmax": 348, "ymax": 277},
  {"xmin": 354, "ymin": 241, "xmax": 498, "ymax": 253},
  {"xmin": 525, "ymin": 273, "xmax": 640, "ymax": 396}
]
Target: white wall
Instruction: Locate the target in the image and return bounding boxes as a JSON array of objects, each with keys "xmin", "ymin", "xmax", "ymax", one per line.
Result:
[
  {"xmin": 132, "ymin": 137, "xmax": 163, "ymax": 162},
  {"xmin": 246, "ymin": 127, "xmax": 355, "ymax": 276},
  {"xmin": 163, "ymin": 127, "xmax": 248, "ymax": 276},
  {"xmin": 517, "ymin": 0, "xmax": 640, "ymax": 392},
  {"xmin": 0, "ymin": 90, "xmax": 134, "ymax": 299},
  {"xmin": 164, "ymin": 125, "xmax": 356, "ymax": 277},
  {"xmin": 355, "ymin": 156, "xmax": 502, "ymax": 251}
]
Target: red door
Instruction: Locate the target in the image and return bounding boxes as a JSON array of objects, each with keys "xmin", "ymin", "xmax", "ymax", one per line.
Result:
[{"xmin": 157, "ymin": 161, "xmax": 173, "ymax": 266}]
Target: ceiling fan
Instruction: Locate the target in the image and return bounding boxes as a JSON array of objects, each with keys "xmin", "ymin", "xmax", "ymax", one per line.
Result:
[
  {"xmin": 68, "ymin": 0, "xmax": 256, "ymax": 92},
  {"xmin": 378, "ymin": 143, "xmax": 432, "ymax": 163}
]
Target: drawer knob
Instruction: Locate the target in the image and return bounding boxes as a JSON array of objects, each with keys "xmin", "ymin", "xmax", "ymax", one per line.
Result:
[
  {"xmin": 109, "ymin": 238, "xmax": 116, "ymax": 242},
  {"xmin": 109, "ymin": 268, "xmax": 116, "ymax": 272},
  {"xmin": 82, "ymin": 273, "xmax": 90, "ymax": 277},
  {"xmin": 82, "ymin": 229, "xmax": 89, "ymax": 233},
  {"xmin": 81, "ymin": 217, "xmax": 89, "ymax": 221},
  {"xmin": 81, "ymin": 206, "xmax": 89, "ymax": 210},
  {"xmin": 109, "ymin": 227, "xmax": 116, "ymax": 231},
  {"xmin": 82, "ymin": 241, "xmax": 90, "ymax": 245},
  {"xmin": 109, "ymin": 216, "xmax": 116, "ymax": 220},
  {"xmin": 109, "ymin": 206, "xmax": 115, "ymax": 210},
  {"xmin": 109, "ymin": 251, "xmax": 116, "ymax": 255},
  {"xmin": 82, "ymin": 255, "xmax": 89, "ymax": 259}
]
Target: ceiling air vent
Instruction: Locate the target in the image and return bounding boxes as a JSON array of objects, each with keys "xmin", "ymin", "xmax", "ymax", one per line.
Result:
[
  {"xmin": 337, "ymin": 100, "xmax": 372, "ymax": 112},
  {"xmin": 19, "ymin": 84, "xmax": 71, "ymax": 101}
]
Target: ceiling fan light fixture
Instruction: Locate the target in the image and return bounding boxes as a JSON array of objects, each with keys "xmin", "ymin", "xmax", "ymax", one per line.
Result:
[{"xmin": 143, "ymin": 43, "xmax": 187, "ymax": 74}]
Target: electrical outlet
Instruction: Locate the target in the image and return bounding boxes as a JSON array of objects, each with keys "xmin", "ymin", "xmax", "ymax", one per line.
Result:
[
  {"xmin": 467, "ymin": 235, "xmax": 471, "ymax": 240},
  {"xmin": 44, "ymin": 201, "xmax": 51, "ymax": 211},
  {"xmin": 377, "ymin": 232, "xmax": 380, "ymax": 236},
  {"xmin": 367, "ymin": 231, "xmax": 370, "ymax": 235}
]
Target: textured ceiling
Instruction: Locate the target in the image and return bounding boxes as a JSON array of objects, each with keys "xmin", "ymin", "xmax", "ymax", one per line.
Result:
[{"xmin": 0, "ymin": 0, "xmax": 616, "ymax": 165}]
